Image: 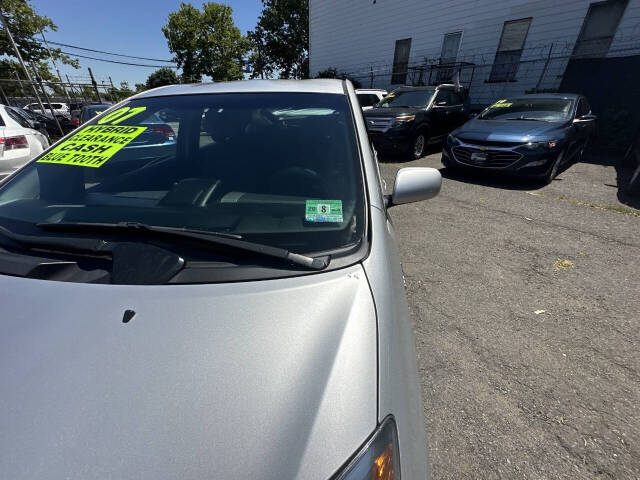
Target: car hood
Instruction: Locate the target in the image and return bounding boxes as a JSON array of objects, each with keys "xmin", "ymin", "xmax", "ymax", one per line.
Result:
[
  {"xmin": 365, "ymin": 106, "xmax": 423, "ymax": 118},
  {"xmin": 455, "ymin": 118, "xmax": 567, "ymax": 142},
  {"xmin": 0, "ymin": 266, "xmax": 377, "ymax": 480}
]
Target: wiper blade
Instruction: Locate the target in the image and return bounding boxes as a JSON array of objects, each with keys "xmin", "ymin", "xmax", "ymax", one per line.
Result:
[
  {"xmin": 505, "ymin": 117, "xmax": 545, "ymax": 122},
  {"xmin": 37, "ymin": 221, "xmax": 330, "ymax": 270},
  {"xmin": 0, "ymin": 224, "xmax": 110, "ymax": 254}
]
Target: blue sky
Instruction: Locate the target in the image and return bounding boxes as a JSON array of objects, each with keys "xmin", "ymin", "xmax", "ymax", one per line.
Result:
[{"xmin": 32, "ymin": 0, "xmax": 262, "ymax": 86}]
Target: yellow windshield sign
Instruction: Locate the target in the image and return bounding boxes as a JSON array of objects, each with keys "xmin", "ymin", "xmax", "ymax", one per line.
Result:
[
  {"xmin": 37, "ymin": 125, "xmax": 147, "ymax": 168},
  {"xmin": 97, "ymin": 106, "xmax": 147, "ymax": 125},
  {"xmin": 491, "ymin": 99, "xmax": 512, "ymax": 108}
]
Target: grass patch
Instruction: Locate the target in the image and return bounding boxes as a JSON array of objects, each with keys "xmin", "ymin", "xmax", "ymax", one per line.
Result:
[
  {"xmin": 556, "ymin": 196, "xmax": 640, "ymax": 217},
  {"xmin": 553, "ymin": 259, "xmax": 574, "ymax": 271}
]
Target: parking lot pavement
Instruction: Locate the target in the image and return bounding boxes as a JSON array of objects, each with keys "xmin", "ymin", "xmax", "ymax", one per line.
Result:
[{"xmin": 379, "ymin": 152, "xmax": 640, "ymax": 479}]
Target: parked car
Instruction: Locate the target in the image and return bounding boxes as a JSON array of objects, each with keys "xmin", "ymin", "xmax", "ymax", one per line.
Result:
[
  {"xmin": 0, "ymin": 104, "xmax": 49, "ymax": 176},
  {"xmin": 364, "ymin": 84, "xmax": 470, "ymax": 159},
  {"xmin": 23, "ymin": 101, "xmax": 70, "ymax": 118},
  {"xmin": 624, "ymin": 128, "xmax": 640, "ymax": 195},
  {"xmin": 442, "ymin": 94, "xmax": 596, "ymax": 183},
  {"xmin": 19, "ymin": 108, "xmax": 77, "ymax": 139},
  {"xmin": 79, "ymin": 103, "xmax": 113, "ymax": 125},
  {"xmin": 355, "ymin": 88, "xmax": 388, "ymax": 111},
  {"xmin": 0, "ymin": 79, "xmax": 439, "ymax": 479}
]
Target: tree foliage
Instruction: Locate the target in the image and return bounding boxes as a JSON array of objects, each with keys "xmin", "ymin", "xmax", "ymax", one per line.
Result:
[
  {"xmin": 145, "ymin": 67, "xmax": 179, "ymax": 90},
  {"xmin": 0, "ymin": 0, "xmax": 79, "ymax": 68},
  {"xmin": 162, "ymin": 2, "xmax": 249, "ymax": 82},
  {"xmin": 248, "ymin": 0, "xmax": 308, "ymax": 79},
  {"xmin": 315, "ymin": 67, "xmax": 362, "ymax": 89}
]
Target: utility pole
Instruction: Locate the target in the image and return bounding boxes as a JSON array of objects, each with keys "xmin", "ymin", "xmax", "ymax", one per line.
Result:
[
  {"xmin": 30, "ymin": 61, "xmax": 64, "ymax": 137},
  {"xmin": 87, "ymin": 67, "xmax": 102, "ymax": 103},
  {"xmin": 40, "ymin": 30, "xmax": 71, "ymax": 104},
  {"xmin": 0, "ymin": 9, "xmax": 47, "ymax": 114}
]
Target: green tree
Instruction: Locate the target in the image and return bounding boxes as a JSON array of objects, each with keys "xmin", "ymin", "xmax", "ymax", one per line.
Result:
[
  {"xmin": 0, "ymin": 0, "xmax": 79, "ymax": 68},
  {"xmin": 162, "ymin": 2, "xmax": 249, "ymax": 82},
  {"xmin": 249, "ymin": 0, "xmax": 308, "ymax": 79},
  {"xmin": 145, "ymin": 67, "xmax": 179, "ymax": 89},
  {"xmin": 134, "ymin": 83, "xmax": 146, "ymax": 93},
  {"xmin": 315, "ymin": 67, "xmax": 362, "ymax": 89},
  {"xmin": 118, "ymin": 81, "xmax": 135, "ymax": 98}
]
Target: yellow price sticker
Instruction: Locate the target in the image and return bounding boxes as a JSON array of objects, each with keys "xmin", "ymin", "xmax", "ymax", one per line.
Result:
[
  {"xmin": 97, "ymin": 106, "xmax": 147, "ymax": 125},
  {"xmin": 37, "ymin": 125, "xmax": 147, "ymax": 168},
  {"xmin": 491, "ymin": 99, "xmax": 512, "ymax": 108}
]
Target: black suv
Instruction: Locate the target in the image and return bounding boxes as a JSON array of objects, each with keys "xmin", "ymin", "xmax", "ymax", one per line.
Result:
[{"xmin": 364, "ymin": 84, "xmax": 470, "ymax": 159}]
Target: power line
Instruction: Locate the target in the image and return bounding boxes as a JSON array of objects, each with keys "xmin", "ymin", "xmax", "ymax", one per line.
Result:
[
  {"xmin": 58, "ymin": 50, "xmax": 179, "ymax": 69},
  {"xmin": 42, "ymin": 40, "xmax": 175, "ymax": 63}
]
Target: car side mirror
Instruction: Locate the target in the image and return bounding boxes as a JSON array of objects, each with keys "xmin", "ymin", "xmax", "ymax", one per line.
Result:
[
  {"xmin": 574, "ymin": 113, "xmax": 597, "ymax": 123},
  {"xmin": 386, "ymin": 167, "xmax": 442, "ymax": 207}
]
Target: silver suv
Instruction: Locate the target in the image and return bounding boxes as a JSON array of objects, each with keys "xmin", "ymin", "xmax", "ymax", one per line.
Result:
[{"xmin": 0, "ymin": 79, "xmax": 440, "ymax": 479}]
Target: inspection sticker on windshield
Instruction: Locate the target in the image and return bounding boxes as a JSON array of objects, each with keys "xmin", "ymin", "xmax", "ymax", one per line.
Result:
[
  {"xmin": 305, "ymin": 200, "xmax": 343, "ymax": 223},
  {"xmin": 37, "ymin": 125, "xmax": 147, "ymax": 168}
]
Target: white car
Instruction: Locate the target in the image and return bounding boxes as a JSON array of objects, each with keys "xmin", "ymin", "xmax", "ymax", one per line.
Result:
[
  {"xmin": 24, "ymin": 102, "xmax": 70, "ymax": 118},
  {"xmin": 356, "ymin": 89, "xmax": 388, "ymax": 110},
  {"xmin": 0, "ymin": 105, "xmax": 50, "ymax": 176}
]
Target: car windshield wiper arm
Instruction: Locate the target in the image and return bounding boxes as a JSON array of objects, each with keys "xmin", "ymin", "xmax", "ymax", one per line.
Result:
[
  {"xmin": 36, "ymin": 221, "xmax": 330, "ymax": 270},
  {"xmin": 0, "ymin": 224, "xmax": 111, "ymax": 254},
  {"xmin": 505, "ymin": 116, "xmax": 545, "ymax": 122}
]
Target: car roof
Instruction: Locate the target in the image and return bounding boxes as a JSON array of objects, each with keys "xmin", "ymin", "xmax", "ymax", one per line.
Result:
[
  {"xmin": 356, "ymin": 89, "xmax": 387, "ymax": 93},
  {"xmin": 510, "ymin": 93, "xmax": 581, "ymax": 100},
  {"xmin": 133, "ymin": 79, "xmax": 346, "ymax": 99}
]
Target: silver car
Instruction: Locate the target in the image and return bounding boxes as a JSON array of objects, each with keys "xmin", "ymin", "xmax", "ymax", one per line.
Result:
[{"xmin": 0, "ymin": 80, "xmax": 441, "ymax": 479}]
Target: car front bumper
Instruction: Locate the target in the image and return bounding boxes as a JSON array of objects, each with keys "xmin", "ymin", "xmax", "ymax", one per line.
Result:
[
  {"xmin": 442, "ymin": 142, "xmax": 560, "ymax": 177},
  {"xmin": 368, "ymin": 129, "xmax": 413, "ymax": 154}
]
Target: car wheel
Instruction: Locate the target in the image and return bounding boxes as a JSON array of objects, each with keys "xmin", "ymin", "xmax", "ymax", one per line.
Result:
[
  {"xmin": 411, "ymin": 131, "xmax": 427, "ymax": 160},
  {"xmin": 544, "ymin": 151, "xmax": 564, "ymax": 184}
]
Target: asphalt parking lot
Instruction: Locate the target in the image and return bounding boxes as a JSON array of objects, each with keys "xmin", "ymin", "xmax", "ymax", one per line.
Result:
[{"xmin": 379, "ymin": 151, "xmax": 640, "ymax": 479}]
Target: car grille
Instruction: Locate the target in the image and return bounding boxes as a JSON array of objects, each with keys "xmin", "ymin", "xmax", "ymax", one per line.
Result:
[
  {"xmin": 365, "ymin": 117, "xmax": 394, "ymax": 133},
  {"xmin": 456, "ymin": 137, "xmax": 523, "ymax": 148},
  {"xmin": 452, "ymin": 146, "xmax": 522, "ymax": 168}
]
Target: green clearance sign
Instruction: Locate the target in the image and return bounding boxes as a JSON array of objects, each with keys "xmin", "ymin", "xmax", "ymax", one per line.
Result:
[{"xmin": 37, "ymin": 125, "xmax": 147, "ymax": 168}]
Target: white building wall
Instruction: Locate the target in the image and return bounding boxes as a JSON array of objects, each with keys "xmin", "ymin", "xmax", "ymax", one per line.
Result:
[{"xmin": 309, "ymin": 0, "xmax": 640, "ymax": 105}]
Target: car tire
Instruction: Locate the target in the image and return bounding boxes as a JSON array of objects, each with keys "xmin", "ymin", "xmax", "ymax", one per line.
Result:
[
  {"xmin": 544, "ymin": 151, "xmax": 564, "ymax": 184},
  {"xmin": 411, "ymin": 130, "xmax": 428, "ymax": 160}
]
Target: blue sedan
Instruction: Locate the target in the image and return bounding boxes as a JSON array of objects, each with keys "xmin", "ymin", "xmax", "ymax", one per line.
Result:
[{"xmin": 442, "ymin": 94, "xmax": 596, "ymax": 183}]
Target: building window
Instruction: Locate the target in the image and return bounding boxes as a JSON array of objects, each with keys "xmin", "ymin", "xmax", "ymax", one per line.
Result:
[
  {"xmin": 391, "ymin": 38, "xmax": 412, "ymax": 84},
  {"xmin": 437, "ymin": 31, "xmax": 463, "ymax": 82},
  {"xmin": 488, "ymin": 18, "xmax": 532, "ymax": 82},
  {"xmin": 573, "ymin": 0, "xmax": 628, "ymax": 58}
]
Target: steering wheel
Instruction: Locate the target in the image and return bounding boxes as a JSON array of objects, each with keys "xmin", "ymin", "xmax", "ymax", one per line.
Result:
[{"xmin": 266, "ymin": 167, "xmax": 329, "ymax": 198}]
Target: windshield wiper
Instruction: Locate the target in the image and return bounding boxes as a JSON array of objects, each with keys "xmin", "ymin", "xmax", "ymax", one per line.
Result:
[
  {"xmin": 505, "ymin": 116, "xmax": 545, "ymax": 122},
  {"xmin": 0, "ymin": 224, "xmax": 111, "ymax": 254},
  {"xmin": 36, "ymin": 221, "xmax": 330, "ymax": 270}
]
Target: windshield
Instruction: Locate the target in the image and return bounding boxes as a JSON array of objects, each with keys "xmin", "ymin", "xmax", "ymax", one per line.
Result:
[
  {"xmin": 479, "ymin": 98, "xmax": 574, "ymax": 121},
  {"xmin": 376, "ymin": 89, "xmax": 435, "ymax": 108},
  {"xmin": 85, "ymin": 105, "xmax": 110, "ymax": 119},
  {"xmin": 0, "ymin": 93, "xmax": 365, "ymax": 274}
]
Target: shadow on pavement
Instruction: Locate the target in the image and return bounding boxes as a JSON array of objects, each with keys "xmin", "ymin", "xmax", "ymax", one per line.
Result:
[
  {"xmin": 376, "ymin": 144, "xmax": 443, "ymax": 164},
  {"xmin": 582, "ymin": 148, "xmax": 640, "ymax": 209},
  {"xmin": 438, "ymin": 166, "xmax": 545, "ymax": 191}
]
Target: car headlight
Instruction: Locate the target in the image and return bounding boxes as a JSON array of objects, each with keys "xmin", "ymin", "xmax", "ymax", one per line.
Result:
[
  {"xmin": 522, "ymin": 140, "xmax": 558, "ymax": 150},
  {"xmin": 334, "ymin": 417, "xmax": 400, "ymax": 480},
  {"xmin": 447, "ymin": 134, "xmax": 460, "ymax": 146},
  {"xmin": 393, "ymin": 115, "xmax": 415, "ymax": 126}
]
